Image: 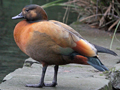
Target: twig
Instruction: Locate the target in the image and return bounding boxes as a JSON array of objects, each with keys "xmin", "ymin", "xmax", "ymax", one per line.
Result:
[
  {"xmin": 108, "ymin": 19, "xmax": 120, "ymax": 31},
  {"xmin": 65, "ymin": 7, "xmax": 70, "ymax": 23},
  {"xmin": 99, "ymin": 3, "xmax": 112, "ymax": 26},
  {"xmin": 63, "ymin": 5, "xmax": 69, "ymax": 23},
  {"xmin": 79, "ymin": 13, "xmax": 119, "ymax": 22},
  {"xmin": 96, "ymin": 0, "xmax": 99, "ymax": 19},
  {"xmin": 63, "ymin": 0, "xmax": 71, "ymax": 23},
  {"xmin": 80, "ymin": 14, "xmax": 102, "ymax": 22},
  {"xmin": 99, "ymin": 19, "xmax": 116, "ymax": 28}
]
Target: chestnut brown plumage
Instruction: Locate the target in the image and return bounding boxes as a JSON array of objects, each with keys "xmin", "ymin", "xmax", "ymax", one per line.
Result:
[{"xmin": 12, "ymin": 4, "xmax": 117, "ymax": 88}]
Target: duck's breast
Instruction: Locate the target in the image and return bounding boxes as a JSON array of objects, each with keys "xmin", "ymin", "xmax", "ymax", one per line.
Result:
[{"xmin": 14, "ymin": 20, "xmax": 34, "ymax": 54}]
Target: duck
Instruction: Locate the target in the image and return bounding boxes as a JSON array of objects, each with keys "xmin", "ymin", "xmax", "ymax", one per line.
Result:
[{"xmin": 12, "ymin": 4, "xmax": 117, "ymax": 88}]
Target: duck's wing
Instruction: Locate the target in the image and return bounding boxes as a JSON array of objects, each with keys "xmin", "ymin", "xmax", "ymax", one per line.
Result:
[
  {"xmin": 50, "ymin": 20, "xmax": 83, "ymax": 38},
  {"xmin": 32, "ymin": 20, "xmax": 97, "ymax": 57},
  {"xmin": 49, "ymin": 20, "xmax": 117, "ymax": 56}
]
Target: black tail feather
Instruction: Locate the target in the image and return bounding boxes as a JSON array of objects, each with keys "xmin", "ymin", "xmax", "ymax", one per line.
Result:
[
  {"xmin": 87, "ymin": 56, "xmax": 109, "ymax": 71},
  {"xmin": 93, "ymin": 44, "xmax": 117, "ymax": 56}
]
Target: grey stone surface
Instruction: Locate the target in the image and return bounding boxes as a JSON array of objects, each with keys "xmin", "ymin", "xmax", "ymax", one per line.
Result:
[{"xmin": 0, "ymin": 59, "xmax": 112, "ymax": 90}]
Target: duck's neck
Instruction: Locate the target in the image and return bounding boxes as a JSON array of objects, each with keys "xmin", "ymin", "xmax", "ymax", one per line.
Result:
[{"xmin": 27, "ymin": 19, "xmax": 48, "ymax": 23}]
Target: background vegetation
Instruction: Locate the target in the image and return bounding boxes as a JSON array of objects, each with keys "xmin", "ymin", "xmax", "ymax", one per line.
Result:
[{"xmin": 64, "ymin": 0, "xmax": 120, "ymax": 32}]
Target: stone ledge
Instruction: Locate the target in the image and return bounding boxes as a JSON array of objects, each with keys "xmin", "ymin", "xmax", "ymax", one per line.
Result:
[{"xmin": 0, "ymin": 58, "xmax": 113, "ymax": 90}]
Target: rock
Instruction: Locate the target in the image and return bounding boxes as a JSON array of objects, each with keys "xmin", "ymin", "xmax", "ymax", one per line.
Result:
[
  {"xmin": 0, "ymin": 59, "xmax": 113, "ymax": 90},
  {"xmin": 108, "ymin": 63, "xmax": 120, "ymax": 89},
  {"xmin": 23, "ymin": 58, "xmax": 40, "ymax": 67}
]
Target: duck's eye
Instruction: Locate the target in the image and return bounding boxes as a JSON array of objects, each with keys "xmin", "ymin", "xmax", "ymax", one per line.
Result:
[{"xmin": 25, "ymin": 9, "xmax": 29, "ymax": 12}]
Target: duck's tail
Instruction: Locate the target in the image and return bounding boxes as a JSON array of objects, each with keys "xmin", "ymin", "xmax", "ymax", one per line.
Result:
[
  {"xmin": 71, "ymin": 52, "xmax": 108, "ymax": 71},
  {"xmin": 93, "ymin": 44, "xmax": 117, "ymax": 56},
  {"xmin": 87, "ymin": 56, "xmax": 109, "ymax": 71}
]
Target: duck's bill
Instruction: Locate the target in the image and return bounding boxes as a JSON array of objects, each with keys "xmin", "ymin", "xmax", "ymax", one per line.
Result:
[{"xmin": 12, "ymin": 12, "xmax": 24, "ymax": 19}]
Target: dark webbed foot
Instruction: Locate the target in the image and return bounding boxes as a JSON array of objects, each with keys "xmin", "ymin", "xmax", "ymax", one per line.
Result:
[
  {"xmin": 26, "ymin": 82, "xmax": 57, "ymax": 88},
  {"xmin": 44, "ymin": 82, "xmax": 57, "ymax": 87},
  {"xmin": 26, "ymin": 83, "xmax": 45, "ymax": 88}
]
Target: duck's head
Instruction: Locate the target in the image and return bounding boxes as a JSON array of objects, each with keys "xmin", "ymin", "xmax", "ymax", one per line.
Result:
[{"xmin": 12, "ymin": 4, "xmax": 48, "ymax": 21}]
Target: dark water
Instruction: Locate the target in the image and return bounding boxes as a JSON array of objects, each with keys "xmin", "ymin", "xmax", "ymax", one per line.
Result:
[{"xmin": 0, "ymin": 0, "xmax": 78, "ymax": 82}]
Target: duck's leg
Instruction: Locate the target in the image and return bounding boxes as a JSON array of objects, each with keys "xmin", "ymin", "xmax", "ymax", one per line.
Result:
[
  {"xmin": 44, "ymin": 65, "xmax": 59, "ymax": 87},
  {"xmin": 26, "ymin": 65, "xmax": 48, "ymax": 88}
]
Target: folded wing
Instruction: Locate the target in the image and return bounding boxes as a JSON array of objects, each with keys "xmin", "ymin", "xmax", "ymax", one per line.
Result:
[{"xmin": 32, "ymin": 20, "xmax": 97, "ymax": 57}]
